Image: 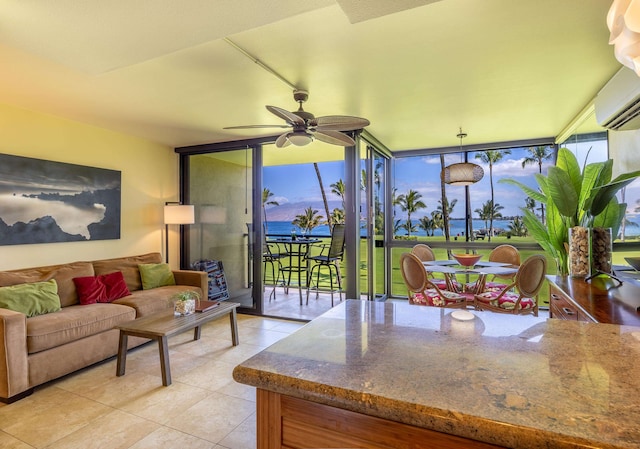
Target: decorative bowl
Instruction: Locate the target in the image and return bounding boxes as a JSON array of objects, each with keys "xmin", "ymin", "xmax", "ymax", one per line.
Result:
[
  {"xmin": 624, "ymin": 257, "xmax": 640, "ymax": 271},
  {"xmin": 452, "ymin": 253, "xmax": 483, "ymax": 267}
]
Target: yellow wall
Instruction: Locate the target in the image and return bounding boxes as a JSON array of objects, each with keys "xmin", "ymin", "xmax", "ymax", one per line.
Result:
[{"xmin": 0, "ymin": 102, "xmax": 181, "ymax": 270}]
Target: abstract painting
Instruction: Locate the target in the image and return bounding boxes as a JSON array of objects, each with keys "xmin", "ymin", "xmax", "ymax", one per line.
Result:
[{"xmin": 0, "ymin": 153, "xmax": 121, "ymax": 245}]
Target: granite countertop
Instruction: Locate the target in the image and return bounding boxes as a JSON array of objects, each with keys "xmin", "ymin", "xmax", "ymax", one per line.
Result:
[{"xmin": 233, "ymin": 300, "xmax": 640, "ymax": 449}]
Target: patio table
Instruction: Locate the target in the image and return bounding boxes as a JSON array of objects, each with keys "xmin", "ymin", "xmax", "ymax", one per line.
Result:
[{"xmin": 267, "ymin": 238, "xmax": 320, "ymax": 304}]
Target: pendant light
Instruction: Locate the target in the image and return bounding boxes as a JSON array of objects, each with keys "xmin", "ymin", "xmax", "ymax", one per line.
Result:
[{"xmin": 441, "ymin": 128, "xmax": 484, "ymax": 186}]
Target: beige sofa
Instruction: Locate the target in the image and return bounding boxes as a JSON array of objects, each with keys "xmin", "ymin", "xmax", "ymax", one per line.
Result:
[{"xmin": 0, "ymin": 252, "xmax": 207, "ymax": 403}]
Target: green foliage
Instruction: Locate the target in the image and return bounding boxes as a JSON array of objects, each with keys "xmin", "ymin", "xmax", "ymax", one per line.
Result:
[{"xmin": 499, "ymin": 148, "xmax": 640, "ymax": 275}]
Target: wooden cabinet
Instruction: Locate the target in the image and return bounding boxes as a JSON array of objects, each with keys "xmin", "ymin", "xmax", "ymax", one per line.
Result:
[
  {"xmin": 546, "ymin": 275, "xmax": 640, "ymax": 326},
  {"xmin": 548, "ymin": 283, "xmax": 595, "ymax": 322},
  {"xmin": 257, "ymin": 389, "xmax": 503, "ymax": 449}
]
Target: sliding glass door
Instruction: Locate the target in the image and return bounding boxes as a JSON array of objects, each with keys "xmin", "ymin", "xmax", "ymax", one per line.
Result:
[{"xmin": 187, "ymin": 149, "xmax": 255, "ymax": 309}]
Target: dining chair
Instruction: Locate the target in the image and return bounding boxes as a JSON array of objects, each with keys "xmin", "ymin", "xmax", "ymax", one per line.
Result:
[
  {"xmin": 400, "ymin": 253, "xmax": 467, "ymax": 308},
  {"xmin": 306, "ymin": 224, "xmax": 345, "ymax": 306},
  {"xmin": 465, "ymin": 244, "xmax": 521, "ymax": 293},
  {"xmin": 473, "ymin": 254, "xmax": 546, "ymax": 316},
  {"xmin": 410, "ymin": 243, "xmax": 460, "ymax": 291}
]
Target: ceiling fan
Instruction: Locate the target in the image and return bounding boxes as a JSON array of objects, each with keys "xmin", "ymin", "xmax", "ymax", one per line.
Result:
[{"xmin": 224, "ymin": 89, "xmax": 370, "ymax": 148}]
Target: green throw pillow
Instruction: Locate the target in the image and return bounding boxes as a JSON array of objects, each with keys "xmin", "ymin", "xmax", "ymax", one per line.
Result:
[
  {"xmin": 0, "ymin": 279, "xmax": 61, "ymax": 317},
  {"xmin": 139, "ymin": 263, "xmax": 176, "ymax": 290}
]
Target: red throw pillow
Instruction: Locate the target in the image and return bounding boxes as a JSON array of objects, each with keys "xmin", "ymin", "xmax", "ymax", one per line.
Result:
[
  {"xmin": 73, "ymin": 272, "xmax": 131, "ymax": 304},
  {"xmin": 73, "ymin": 276, "xmax": 107, "ymax": 305},
  {"xmin": 101, "ymin": 271, "xmax": 131, "ymax": 302}
]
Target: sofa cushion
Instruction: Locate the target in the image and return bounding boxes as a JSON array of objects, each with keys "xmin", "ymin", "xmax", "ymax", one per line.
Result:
[
  {"xmin": 92, "ymin": 253, "xmax": 162, "ymax": 292},
  {"xmin": 26, "ymin": 303, "xmax": 136, "ymax": 354},
  {"xmin": 139, "ymin": 263, "xmax": 176, "ymax": 290},
  {"xmin": 73, "ymin": 276, "xmax": 107, "ymax": 305},
  {"xmin": 0, "ymin": 261, "xmax": 95, "ymax": 307},
  {"xmin": 73, "ymin": 272, "xmax": 131, "ymax": 305},
  {"xmin": 101, "ymin": 271, "xmax": 131, "ymax": 301},
  {"xmin": 113, "ymin": 285, "xmax": 199, "ymax": 317},
  {"xmin": 0, "ymin": 280, "xmax": 61, "ymax": 317}
]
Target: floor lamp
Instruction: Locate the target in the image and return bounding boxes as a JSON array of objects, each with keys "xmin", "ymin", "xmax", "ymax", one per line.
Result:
[{"xmin": 164, "ymin": 202, "xmax": 195, "ymax": 264}]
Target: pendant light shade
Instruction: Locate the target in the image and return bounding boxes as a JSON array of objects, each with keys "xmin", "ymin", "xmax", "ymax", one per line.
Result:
[
  {"xmin": 441, "ymin": 128, "xmax": 484, "ymax": 186},
  {"xmin": 442, "ymin": 162, "xmax": 484, "ymax": 186},
  {"xmin": 607, "ymin": 0, "xmax": 640, "ymax": 76}
]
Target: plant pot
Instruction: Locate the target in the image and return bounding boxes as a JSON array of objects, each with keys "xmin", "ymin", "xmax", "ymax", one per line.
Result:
[
  {"xmin": 569, "ymin": 226, "xmax": 590, "ymax": 278},
  {"xmin": 174, "ymin": 299, "xmax": 196, "ymax": 316}
]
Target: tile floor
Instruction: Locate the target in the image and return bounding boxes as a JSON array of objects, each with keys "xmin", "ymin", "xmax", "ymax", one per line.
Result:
[{"xmin": 0, "ymin": 313, "xmax": 305, "ymax": 449}]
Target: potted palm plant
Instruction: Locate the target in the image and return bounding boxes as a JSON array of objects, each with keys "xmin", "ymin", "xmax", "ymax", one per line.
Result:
[{"xmin": 500, "ymin": 148, "xmax": 640, "ymax": 277}]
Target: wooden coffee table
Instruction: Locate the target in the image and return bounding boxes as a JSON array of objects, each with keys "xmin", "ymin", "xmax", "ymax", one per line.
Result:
[{"xmin": 115, "ymin": 301, "xmax": 239, "ymax": 386}]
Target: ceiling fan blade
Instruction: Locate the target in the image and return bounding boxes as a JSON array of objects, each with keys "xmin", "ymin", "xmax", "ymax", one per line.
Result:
[
  {"xmin": 223, "ymin": 124, "xmax": 291, "ymax": 129},
  {"xmin": 275, "ymin": 133, "xmax": 291, "ymax": 148},
  {"xmin": 312, "ymin": 115, "xmax": 370, "ymax": 131},
  {"xmin": 266, "ymin": 105, "xmax": 305, "ymax": 126},
  {"xmin": 312, "ymin": 130, "xmax": 356, "ymax": 147}
]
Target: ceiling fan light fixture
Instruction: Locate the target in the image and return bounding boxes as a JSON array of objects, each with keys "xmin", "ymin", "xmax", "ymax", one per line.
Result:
[{"xmin": 287, "ymin": 131, "xmax": 313, "ymax": 146}]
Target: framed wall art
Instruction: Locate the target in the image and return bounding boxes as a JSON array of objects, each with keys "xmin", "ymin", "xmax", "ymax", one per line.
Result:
[{"xmin": 0, "ymin": 153, "xmax": 121, "ymax": 246}]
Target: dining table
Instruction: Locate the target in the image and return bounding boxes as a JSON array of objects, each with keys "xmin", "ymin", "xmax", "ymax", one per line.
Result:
[
  {"xmin": 267, "ymin": 237, "xmax": 320, "ymax": 304},
  {"xmin": 423, "ymin": 259, "xmax": 519, "ymax": 296}
]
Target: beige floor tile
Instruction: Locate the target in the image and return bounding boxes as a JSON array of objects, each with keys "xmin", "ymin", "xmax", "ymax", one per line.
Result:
[
  {"xmin": 0, "ymin": 387, "xmax": 112, "ymax": 447},
  {"xmin": 118, "ymin": 381, "xmax": 212, "ymax": 425},
  {"xmin": 237, "ymin": 327, "xmax": 297, "ymax": 347},
  {"xmin": 68, "ymin": 371, "xmax": 169, "ymax": 407},
  {"xmin": 203, "ymin": 342, "xmax": 268, "ymax": 366},
  {"xmin": 174, "ymin": 358, "xmax": 237, "ymax": 391},
  {"xmin": 218, "ymin": 413, "xmax": 257, "ymax": 449},
  {"xmin": 0, "ymin": 431, "xmax": 35, "ymax": 449},
  {"xmin": 170, "ymin": 334, "xmax": 241, "ymax": 358},
  {"xmin": 217, "ymin": 379, "xmax": 256, "ymax": 402},
  {"xmin": 165, "ymin": 391, "xmax": 255, "ymax": 443},
  {"xmin": 128, "ymin": 427, "xmax": 215, "ymax": 449},
  {"xmin": 44, "ymin": 409, "xmax": 159, "ymax": 449}
]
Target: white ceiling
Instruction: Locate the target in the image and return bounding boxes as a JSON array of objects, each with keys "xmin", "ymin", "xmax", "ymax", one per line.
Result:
[{"xmin": 0, "ymin": 0, "xmax": 620, "ymax": 151}]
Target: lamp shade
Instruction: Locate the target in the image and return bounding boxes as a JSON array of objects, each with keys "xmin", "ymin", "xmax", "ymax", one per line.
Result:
[
  {"xmin": 164, "ymin": 204, "xmax": 195, "ymax": 225},
  {"xmin": 441, "ymin": 162, "xmax": 484, "ymax": 186},
  {"xmin": 607, "ymin": 0, "xmax": 640, "ymax": 76}
]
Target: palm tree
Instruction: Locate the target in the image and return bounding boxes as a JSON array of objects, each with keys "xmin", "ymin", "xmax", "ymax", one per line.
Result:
[
  {"xmin": 431, "ymin": 210, "xmax": 444, "ymax": 236},
  {"xmin": 475, "ymin": 201, "xmax": 492, "ymax": 232},
  {"xmin": 330, "ymin": 208, "xmax": 345, "ymax": 225},
  {"xmin": 395, "ymin": 189, "xmax": 426, "ymax": 238},
  {"xmin": 418, "ymin": 216, "xmax": 437, "ymax": 236},
  {"xmin": 330, "ymin": 179, "xmax": 346, "ymax": 210},
  {"xmin": 475, "ymin": 149, "xmax": 510, "ymax": 240},
  {"xmin": 521, "ymin": 145, "xmax": 554, "ymax": 223},
  {"xmin": 292, "ymin": 207, "xmax": 324, "ymax": 235},
  {"xmin": 313, "ymin": 163, "xmax": 332, "ymax": 228},
  {"xmin": 525, "ymin": 197, "xmax": 536, "ymax": 215},
  {"xmin": 439, "ymin": 154, "xmax": 451, "ymax": 246},
  {"xmin": 508, "ymin": 216, "xmax": 527, "ymax": 237},
  {"xmin": 262, "ymin": 187, "xmax": 279, "ymax": 233},
  {"xmin": 435, "ymin": 197, "xmax": 457, "ymax": 237}
]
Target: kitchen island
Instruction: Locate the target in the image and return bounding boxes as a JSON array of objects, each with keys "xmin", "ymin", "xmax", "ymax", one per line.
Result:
[{"xmin": 233, "ymin": 300, "xmax": 640, "ymax": 449}]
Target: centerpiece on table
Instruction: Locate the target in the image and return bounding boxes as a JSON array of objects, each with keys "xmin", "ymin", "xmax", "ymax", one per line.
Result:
[
  {"xmin": 172, "ymin": 290, "xmax": 199, "ymax": 316},
  {"xmin": 501, "ymin": 148, "xmax": 640, "ymax": 278}
]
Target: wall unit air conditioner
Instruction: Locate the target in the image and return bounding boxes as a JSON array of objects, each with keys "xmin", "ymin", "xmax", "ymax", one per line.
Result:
[{"xmin": 595, "ymin": 67, "xmax": 640, "ymax": 131}]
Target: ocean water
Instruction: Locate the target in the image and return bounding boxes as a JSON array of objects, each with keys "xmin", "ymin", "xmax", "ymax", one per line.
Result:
[{"xmin": 264, "ymin": 219, "xmax": 514, "ymax": 238}]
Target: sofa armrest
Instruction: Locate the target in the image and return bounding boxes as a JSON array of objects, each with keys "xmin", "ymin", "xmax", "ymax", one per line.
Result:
[
  {"xmin": 0, "ymin": 308, "xmax": 30, "ymax": 402},
  {"xmin": 173, "ymin": 270, "xmax": 208, "ymax": 296}
]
